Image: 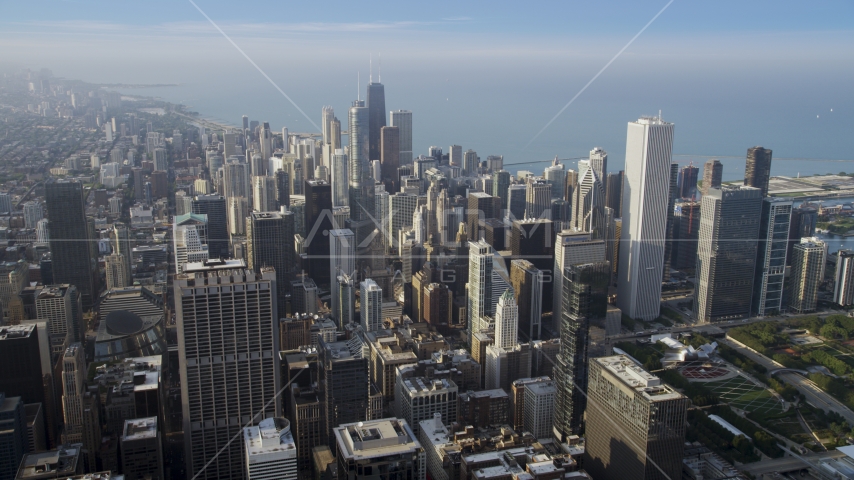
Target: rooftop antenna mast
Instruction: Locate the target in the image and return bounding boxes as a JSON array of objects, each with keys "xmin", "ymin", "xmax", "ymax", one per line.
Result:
[
  {"xmin": 658, "ymin": 109, "xmax": 662, "ymax": 121},
  {"xmin": 370, "ymin": 54, "xmax": 373, "ymax": 83},
  {"xmin": 357, "ymin": 72, "xmax": 360, "ymax": 101},
  {"xmin": 379, "ymin": 53, "xmax": 381, "ymax": 82}
]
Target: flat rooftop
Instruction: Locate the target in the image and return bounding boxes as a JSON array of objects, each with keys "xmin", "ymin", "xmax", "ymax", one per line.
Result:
[
  {"xmin": 461, "ymin": 389, "xmax": 508, "ymax": 400},
  {"xmin": 0, "ymin": 324, "xmax": 35, "ymax": 341},
  {"xmin": 525, "ymin": 381, "xmax": 556, "ymax": 396},
  {"xmin": 401, "ymin": 376, "xmax": 455, "ymax": 395},
  {"xmin": 122, "ymin": 417, "xmax": 157, "ymax": 442},
  {"xmin": 244, "ymin": 418, "xmax": 296, "ymax": 457},
  {"xmin": 17, "ymin": 444, "xmax": 81, "ymax": 479},
  {"xmin": 335, "ymin": 418, "xmax": 420, "ymax": 460},
  {"xmin": 183, "ymin": 258, "xmax": 246, "ymax": 272},
  {"xmin": 595, "ymin": 355, "xmax": 684, "ymax": 401}
]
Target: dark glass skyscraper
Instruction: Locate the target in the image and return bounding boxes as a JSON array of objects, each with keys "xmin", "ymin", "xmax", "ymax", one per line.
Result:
[
  {"xmin": 467, "ymin": 192, "xmax": 495, "ymax": 241},
  {"xmin": 492, "ymin": 170, "xmax": 511, "ymax": 217},
  {"xmin": 305, "ymin": 180, "xmax": 334, "ymax": 287},
  {"xmin": 45, "ymin": 181, "xmax": 95, "ymax": 308},
  {"xmin": 247, "ymin": 211, "xmax": 295, "ymax": 311},
  {"xmin": 604, "ymin": 171, "xmax": 623, "ymax": 218},
  {"xmin": 554, "ymin": 261, "xmax": 609, "ymax": 439},
  {"xmin": 191, "ymin": 194, "xmax": 228, "ymax": 259},
  {"xmin": 744, "ymin": 146, "xmax": 773, "ymax": 197},
  {"xmin": 367, "ymin": 82, "xmax": 386, "ymax": 162},
  {"xmin": 275, "ymin": 170, "xmax": 290, "ymax": 208},
  {"xmin": 676, "ymin": 201, "xmax": 701, "ymax": 272},
  {"xmin": 317, "ymin": 338, "xmax": 369, "ymax": 448},
  {"xmin": 663, "ymin": 163, "xmax": 679, "ymax": 280},
  {"xmin": 677, "ymin": 164, "xmax": 699, "ymax": 199},
  {"xmin": 701, "ymin": 159, "xmax": 723, "ymax": 196},
  {"xmin": 694, "ymin": 186, "xmax": 763, "ymax": 323}
]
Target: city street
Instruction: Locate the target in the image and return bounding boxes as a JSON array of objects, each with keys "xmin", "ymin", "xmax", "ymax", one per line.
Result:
[{"xmin": 739, "ymin": 449, "xmax": 847, "ymax": 477}]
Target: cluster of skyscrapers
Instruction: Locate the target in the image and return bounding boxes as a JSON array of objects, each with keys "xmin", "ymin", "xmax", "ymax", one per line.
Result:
[{"xmin": 3, "ymin": 68, "xmax": 852, "ymax": 480}]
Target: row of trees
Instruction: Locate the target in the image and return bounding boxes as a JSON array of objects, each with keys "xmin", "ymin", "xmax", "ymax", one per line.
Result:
[
  {"xmin": 728, "ymin": 322, "xmax": 789, "ymax": 356},
  {"xmin": 687, "ymin": 409, "xmax": 760, "ymax": 464}
]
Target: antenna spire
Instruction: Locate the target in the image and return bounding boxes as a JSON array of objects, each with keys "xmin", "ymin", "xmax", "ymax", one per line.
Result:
[
  {"xmin": 358, "ymin": 72, "xmax": 360, "ymax": 101},
  {"xmin": 370, "ymin": 54, "xmax": 373, "ymax": 83},
  {"xmin": 658, "ymin": 109, "xmax": 662, "ymax": 121},
  {"xmin": 379, "ymin": 53, "xmax": 382, "ymax": 82}
]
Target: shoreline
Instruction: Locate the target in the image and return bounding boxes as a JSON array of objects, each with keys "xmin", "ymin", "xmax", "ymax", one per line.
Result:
[{"xmin": 117, "ymin": 88, "xmax": 240, "ymax": 132}]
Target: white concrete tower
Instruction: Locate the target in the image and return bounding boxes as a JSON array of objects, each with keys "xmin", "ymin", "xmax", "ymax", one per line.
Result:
[
  {"xmin": 494, "ymin": 289, "xmax": 518, "ymax": 350},
  {"xmin": 616, "ymin": 116, "xmax": 674, "ymax": 321}
]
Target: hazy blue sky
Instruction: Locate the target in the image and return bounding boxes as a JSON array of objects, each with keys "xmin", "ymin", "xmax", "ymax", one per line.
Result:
[{"xmin": 1, "ymin": 1, "xmax": 852, "ymax": 174}]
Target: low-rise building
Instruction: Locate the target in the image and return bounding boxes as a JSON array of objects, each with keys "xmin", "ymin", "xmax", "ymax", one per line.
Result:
[
  {"xmin": 458, "ymin": 389, "xmax": 509, "ymax": 429},
  {"xmin": 523, "ymin": 381, "xmax": 556, "ymax": 441},
  {"xmin": 395, "ymin": 368, "xmax": 457, "ymax": 436},
  {"xmin": 510, "ymin": 377, "xmax": 551, "ymax": 430},
  {"xmin": 16, "ymin": 444, "xmax": 83, "ymax": 479}
]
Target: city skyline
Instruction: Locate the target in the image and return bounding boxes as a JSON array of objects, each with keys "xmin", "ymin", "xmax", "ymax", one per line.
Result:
[
  {"xmin": 2, "ymin": 4, "xmax": 854, "ymax": 478},
  {"xmin": 1, "ymin": 3, "xmax": 851, "ymax": 171}
]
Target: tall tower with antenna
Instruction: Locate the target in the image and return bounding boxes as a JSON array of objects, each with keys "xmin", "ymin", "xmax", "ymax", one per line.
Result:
[{"xmin": 367, "ymin": 56, "xmax": 387, "ymax": 163}]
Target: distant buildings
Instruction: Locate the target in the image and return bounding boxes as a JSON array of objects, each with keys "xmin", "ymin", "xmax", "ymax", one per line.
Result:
[
  {"xmin": 678, "ymin": 164, "xmax": 699, "ymax": 199},
  {"xmin": 744, "ymin": 146, "xmax": 773, "ymax": 197},
  {"xmin": 701, "ymin": 159, "xmax": 723, "ymax": 196}
]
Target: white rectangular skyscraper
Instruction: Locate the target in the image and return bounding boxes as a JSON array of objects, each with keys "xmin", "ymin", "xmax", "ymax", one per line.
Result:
[
  {"xmin": 616, "ymin": 116, "xmax": 674, "ymax": 321},
  {"xmin": 468, "ymin": 240, "xmax": 494, "ymax": 345}
]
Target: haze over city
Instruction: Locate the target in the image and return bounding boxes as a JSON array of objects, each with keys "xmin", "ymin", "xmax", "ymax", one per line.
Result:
[
  {"xmin": 1, "ymin": 2, "xmax": 854, "ymax": 480},
  {"xmin": 2, "ymin": 1, "xmax": 852, "ymax": 169}
]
